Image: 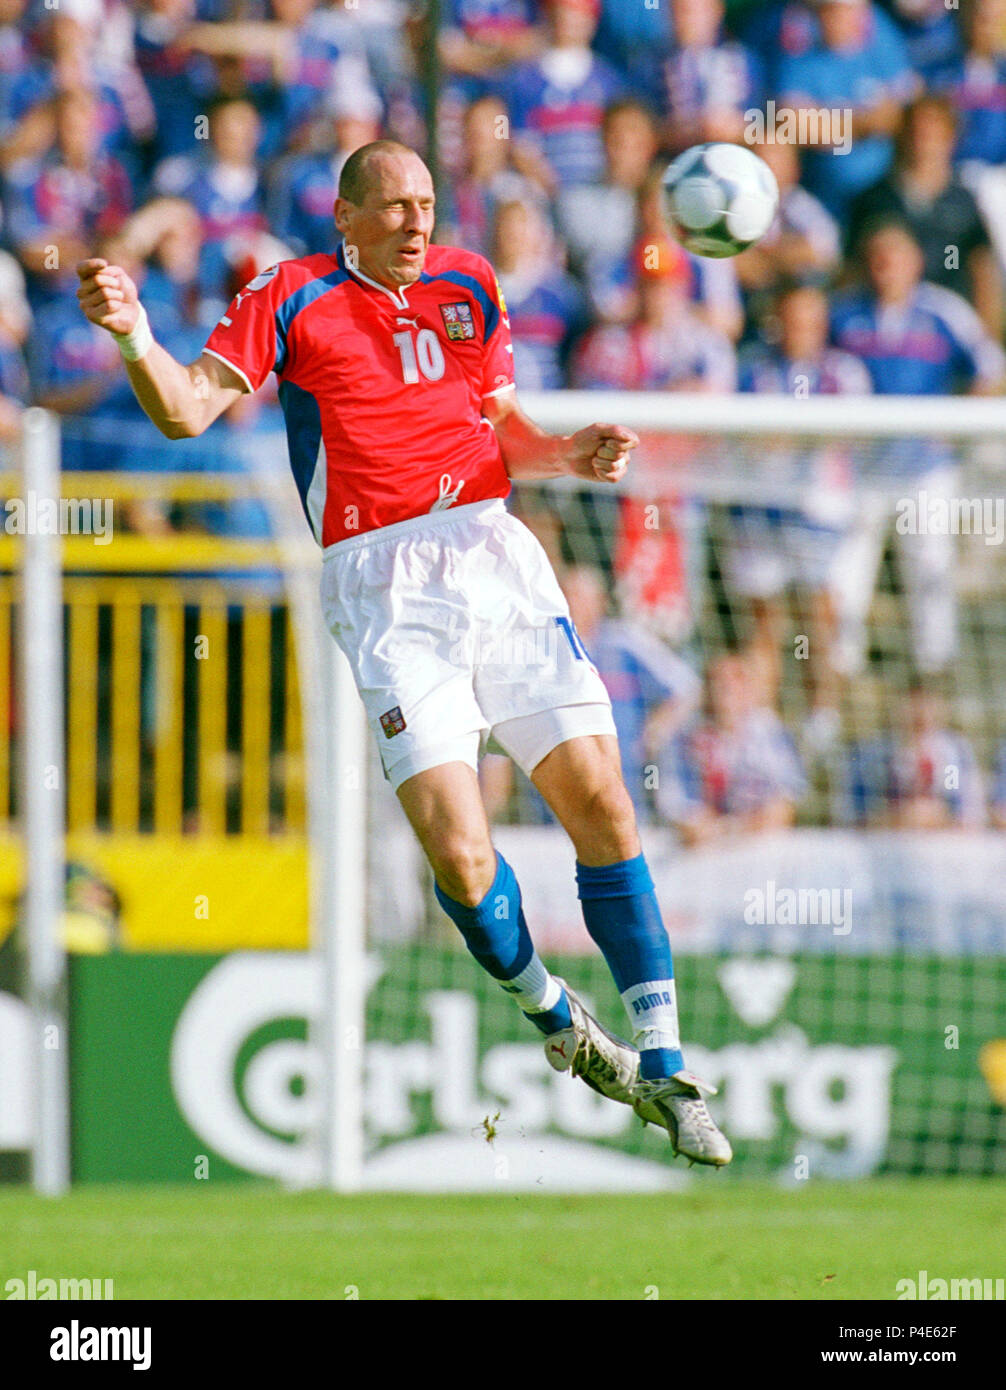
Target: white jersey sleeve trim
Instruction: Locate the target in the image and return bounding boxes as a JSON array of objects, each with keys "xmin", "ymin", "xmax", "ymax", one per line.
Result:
[
  {"xmin": 482, "ymin": 382, "xmax": 517, "ymax": 399},
  {"xmin": 202, "ymin": 347, "xmax": 255, "ymax": 395}
]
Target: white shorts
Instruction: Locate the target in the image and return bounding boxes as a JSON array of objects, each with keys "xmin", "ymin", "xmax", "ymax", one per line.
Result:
[{"xmin": 319, "ymin": 497, "xmax": 616, "ymax": 790}]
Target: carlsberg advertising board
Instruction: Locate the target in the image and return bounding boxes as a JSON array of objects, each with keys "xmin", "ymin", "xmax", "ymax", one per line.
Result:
[{"xmin": 62, "ymin": 946, "xmax": 1006, "ymax": 1187}]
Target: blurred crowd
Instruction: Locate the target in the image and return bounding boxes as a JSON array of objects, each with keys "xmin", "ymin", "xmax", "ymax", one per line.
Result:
[
  {"xmin": 0, "ymin": 0, "xmax": 1004, "ymax": 837},
  {"xmin": 0, "ymin": 0, "xmax": 1003, "ymax": 419},
  {"xmin": 478, "ymin": 560, "xmax": 1006, "ymax": 836}
]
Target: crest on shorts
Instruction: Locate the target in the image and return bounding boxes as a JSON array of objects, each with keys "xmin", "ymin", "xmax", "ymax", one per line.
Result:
[
  {"xmin": 439, "ymin": 301, "xmax": 475, "ymax": 341},
  {"xmin": 379, "ymin": 705, "xmax": 407, "ymax": 739}
]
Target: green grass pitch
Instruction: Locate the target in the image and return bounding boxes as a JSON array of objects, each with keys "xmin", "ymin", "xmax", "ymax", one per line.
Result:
[{"xmin": 0, "ymin": 1180, "xmax": 1002, "ymax": 1300}]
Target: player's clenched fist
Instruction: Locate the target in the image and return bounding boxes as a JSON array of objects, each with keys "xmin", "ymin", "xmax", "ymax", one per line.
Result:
[
  {"xmin": 76, "ymin": 258, "xmax": 141, "ymax": 337},
  {"xmin": 565, "ymin": 422, "xmax": 639, "ymax": 484}
]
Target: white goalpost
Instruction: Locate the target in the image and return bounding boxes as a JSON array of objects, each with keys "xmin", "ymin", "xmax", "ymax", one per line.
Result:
[
  {"xmin": 316, "ymin": 633, "xmax": 367, "ymax": 1190},
  {"xmin": 521, "ymin": 391, "xmax": 1006, "ymax": 437},
  {"xmin": 247, "ymin": 438, "xmax": 367, "ymax": 1192},
  {"xmin": 18, "ymin": 407, "xmax": 70, "ymax": 1196}
]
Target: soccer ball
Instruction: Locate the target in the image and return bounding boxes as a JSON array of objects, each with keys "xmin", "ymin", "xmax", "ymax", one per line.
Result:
[{"xmin": 661, "ymin": 142, "xmax": 780, "ymax": 259}]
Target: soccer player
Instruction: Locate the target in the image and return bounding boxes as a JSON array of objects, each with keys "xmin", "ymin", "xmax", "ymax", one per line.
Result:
[{"xmin": 75, "ymin": 140, "xmax": 731, "ymax": 1166}]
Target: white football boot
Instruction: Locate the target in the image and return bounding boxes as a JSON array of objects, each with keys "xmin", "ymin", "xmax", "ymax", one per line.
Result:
[
  {"xmin": 544, "ymin": 979, "xmax": 639, "ymax": 1105},
  {"xmin": 632, "ymin": 1071, "xmax": 733, "ymax": 1167}
]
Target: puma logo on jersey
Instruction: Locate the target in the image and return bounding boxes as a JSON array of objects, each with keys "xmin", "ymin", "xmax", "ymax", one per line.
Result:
[
  {"xmin": 395, "ymin": 315, "xmax": 419, "ymax": 327},
  {"xmin": 234, "ymin": 264, "xmax": 280, "ymax": 311}
]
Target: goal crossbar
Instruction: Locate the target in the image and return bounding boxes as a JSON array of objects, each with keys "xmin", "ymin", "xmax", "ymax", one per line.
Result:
[{"xmin": 520, "ymin": 392, "xmax": 1006, "ymax": 439}]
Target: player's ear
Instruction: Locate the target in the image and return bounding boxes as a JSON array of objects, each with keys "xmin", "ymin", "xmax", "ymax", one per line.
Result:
[{"xmin": 333, "ymin": 198, "xmax": 353, "ymax": 237}]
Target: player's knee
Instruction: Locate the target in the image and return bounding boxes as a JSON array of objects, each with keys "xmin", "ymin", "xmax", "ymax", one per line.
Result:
[
  {"xmin": 431, "ymin": 837, "xmax": 496, "ymax": 907},
  {"xmin": 573, "ymin": 776, "xmax": 639, "ymax": 861}
]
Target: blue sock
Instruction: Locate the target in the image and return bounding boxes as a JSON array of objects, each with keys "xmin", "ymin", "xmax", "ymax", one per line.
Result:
[
  {"xmin": 434, "ymin": 852, "xmax": 572, "ymax": 1035},
  {"xmin": 576, "ymin": 854, "xmax": 685, "ymax": 1080}
]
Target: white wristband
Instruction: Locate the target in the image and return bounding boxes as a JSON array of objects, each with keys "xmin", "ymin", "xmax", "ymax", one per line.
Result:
[{"xmin": 112, "ymin": 303, "xmax": 154, "ymax": 362}]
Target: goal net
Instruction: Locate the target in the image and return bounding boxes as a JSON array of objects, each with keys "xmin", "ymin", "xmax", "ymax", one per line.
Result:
[{"xmin": 361, "ymin": 392, "xmax": 1006, "ymax": 1187}]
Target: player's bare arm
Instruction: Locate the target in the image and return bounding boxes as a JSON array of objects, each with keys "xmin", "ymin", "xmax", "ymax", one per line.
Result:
[
  {"xmin": 76, "ymin": 258, "xmax": 246, "ymax": 438},
  {"xmin": 482, "ymin": 389, "xmax": 638, "ymax": 484}
]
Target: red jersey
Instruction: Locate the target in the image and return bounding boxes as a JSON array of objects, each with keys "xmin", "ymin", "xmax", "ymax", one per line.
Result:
[{"xmin": 202, "ymin": 241, "xmax": 516, "ymax": 548}]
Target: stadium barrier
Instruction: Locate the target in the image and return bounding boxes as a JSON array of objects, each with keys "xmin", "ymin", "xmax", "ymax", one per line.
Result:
[
  {"xmin": 0, "ymin": 464, "xmax": 312, "ymax": 952},
  {"xmin": 61, "ymin": 935, "xmax": 1006, "ymax": 1185},
  {"xmin": 1, "ymin": 413, "xmax": 369, "ymax": 1191}
]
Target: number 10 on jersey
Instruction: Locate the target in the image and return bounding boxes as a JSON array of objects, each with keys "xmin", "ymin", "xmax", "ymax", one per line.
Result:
[{"xmin": 393, "ymin": 329, "xmax": 446, "ymax": 383}]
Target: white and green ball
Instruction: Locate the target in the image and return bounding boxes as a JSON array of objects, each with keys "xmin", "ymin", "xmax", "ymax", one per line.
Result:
[{"xmin": 661, "ymin": 142, "xmax": 780, "ymax": 259}]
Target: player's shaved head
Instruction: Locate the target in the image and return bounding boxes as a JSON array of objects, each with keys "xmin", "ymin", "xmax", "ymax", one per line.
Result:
[
  {"xmin": 338, "ymin": 140, "xmax": 427, "ymax": 206},
  {"xmin": 335, "ymin": 142, "xmax": 436, "ymax": 290}
]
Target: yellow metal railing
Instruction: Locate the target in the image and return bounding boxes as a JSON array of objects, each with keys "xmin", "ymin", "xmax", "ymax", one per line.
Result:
[
  {"xmin": 0, "ymin": 587, "xmax": 9, "ymax": 819},
  {"xmin": 1, "ymin": 471, "xmax": 309, "ymax": 839},
  {"xmin": 0, "ymin": 453, "xmax": 319, "ymax": 949},
  {"xmin": 59, "ymin": 576, "xmax": 306, "ymax": 837}
]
